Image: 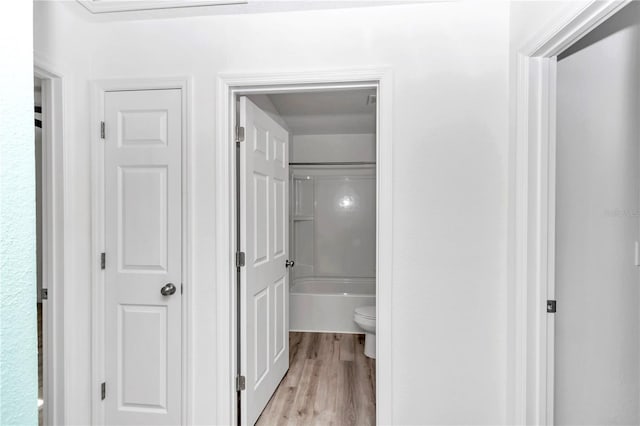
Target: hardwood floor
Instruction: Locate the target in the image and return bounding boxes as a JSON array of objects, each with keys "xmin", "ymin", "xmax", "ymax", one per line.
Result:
[
  {"xmin": 38, "ymin": 303, "xmax": 43, "ymax": 426},
  {"xmin": 256, "ymin": 332, "xmax": 376, "ymax": 426}
]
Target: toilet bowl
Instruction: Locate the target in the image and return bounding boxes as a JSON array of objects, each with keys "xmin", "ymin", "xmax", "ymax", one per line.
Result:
[{"xmin": 354, "ymin": 305, "xmax": 376, "ymax": 359}]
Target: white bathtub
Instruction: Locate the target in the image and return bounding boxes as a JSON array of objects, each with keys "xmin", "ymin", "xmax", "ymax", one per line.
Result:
[{"xmin": 289, "ymin": 277, "xmax": 375, "ymax": 333}]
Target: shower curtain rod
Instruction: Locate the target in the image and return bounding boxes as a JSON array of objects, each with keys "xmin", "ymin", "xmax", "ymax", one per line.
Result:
[{"xmin": 289, "ymin": 161, "xmax": 376, "ymax": 166}]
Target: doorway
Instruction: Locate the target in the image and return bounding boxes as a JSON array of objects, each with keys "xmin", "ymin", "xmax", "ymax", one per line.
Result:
[
  {"xmin": 513, "ymin": 0, "xmax": 640, "ymax": 422},
  {"xmin": 554, "ymin": 3, "xmax": 640, "ymax": 424},
  {"xmin": 33, "ymin": 65, "xmax": 65, "ymax": 426},
  {"xmin": 215, "ymin": 70, "xmax": 393, "ymax": 426},
  {"xmin": 35, "ymin": 76, "xmax": 45, "ymax": 426},
  {"xmin": 238, "ymin": 90, "xmax": 377, "ymax": 425}
]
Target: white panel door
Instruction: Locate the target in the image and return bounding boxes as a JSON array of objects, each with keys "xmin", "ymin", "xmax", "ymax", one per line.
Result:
[
  {"xmin": 239, "ymin": 97, "xmax": 290, "ymax": 426},
  {"xmin": 104, "ymin": 89, "xmax": 182, "ymax": 426}
]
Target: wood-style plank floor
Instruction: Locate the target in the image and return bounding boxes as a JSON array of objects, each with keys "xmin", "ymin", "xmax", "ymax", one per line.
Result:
[
  {"xmin": 256, "ymin": 332, "xmax": 376, "ymax": 426},
  {"xmin": 38, "ymin": 303, "xmax": 43, "ymax": 426}
]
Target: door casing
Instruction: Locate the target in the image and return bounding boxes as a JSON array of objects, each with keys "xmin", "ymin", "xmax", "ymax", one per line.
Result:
[
  {"xmin": 215, "ymin": 68, "xmax": 394, "ymax": 425},
  {"xmin": 89, "ymin": 77, "xmax": 192, "ymax": 426}
]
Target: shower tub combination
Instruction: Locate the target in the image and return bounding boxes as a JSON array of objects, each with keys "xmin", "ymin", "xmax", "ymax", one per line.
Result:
[
  {"xmin": 289, "ymin": 277, "xmax": 375, "ymax": 333},
  {"xmin": 289, "ymin": 165, "xmax": 376, "ymax": 333}
]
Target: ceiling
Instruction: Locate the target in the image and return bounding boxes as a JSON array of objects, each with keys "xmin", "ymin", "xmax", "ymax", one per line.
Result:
[{"xmin": 268, "ymin": 89, "xmax": 376, "ymax": 135}]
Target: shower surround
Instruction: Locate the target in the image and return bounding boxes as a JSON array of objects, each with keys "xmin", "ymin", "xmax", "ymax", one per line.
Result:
[{"xmin": 289, "ymin": 165, "xmax": 376, "ymax": 333}]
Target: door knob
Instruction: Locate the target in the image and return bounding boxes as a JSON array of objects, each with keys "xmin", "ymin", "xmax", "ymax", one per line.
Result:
[
  {"xmin": 285, "ymin": 260, "xmax": 295, "ymax": 268},
  {"xmin": 160, "ymin": 283, "xmax": 177, "ymax": 296}
]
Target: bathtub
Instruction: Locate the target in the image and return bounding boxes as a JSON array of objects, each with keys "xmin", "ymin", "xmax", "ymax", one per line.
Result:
[{"xmin": 289, "ymin": 277, "xmax": 375, "ymax": 333}]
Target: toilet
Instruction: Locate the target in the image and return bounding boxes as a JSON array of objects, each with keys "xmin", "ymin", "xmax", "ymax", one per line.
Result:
[{"xmin": 353, "ymin": 305, "xmax": 376, "ymax": 359}]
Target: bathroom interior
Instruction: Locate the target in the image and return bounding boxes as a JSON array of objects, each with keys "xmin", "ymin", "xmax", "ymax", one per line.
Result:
[{"xmin": 249, "ymin": 88, "xmax": 377, "ymax": 425}]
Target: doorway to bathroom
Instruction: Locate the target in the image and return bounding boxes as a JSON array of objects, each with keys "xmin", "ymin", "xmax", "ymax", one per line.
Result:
[
  {"xmin": 33, "ymin": 63, "xmax": 65, "ymax": 426},
  {"xmin": 35, "ymin": 76, "xmax": 46, "ymax": 426},
  {"xmin": 216, "ymin": 69, "xmax": 393, "ymax": 426},
  {"xmin": 244, "ymin": 89, "xmax": 376, "ymax": 425}
]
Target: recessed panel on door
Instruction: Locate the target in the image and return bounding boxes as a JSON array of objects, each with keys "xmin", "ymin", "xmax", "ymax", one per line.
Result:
[
  {"xmin": 118, "ymin": 305, "xmax": 168, "ymax": 411},
  {"xmin": 253, "ymin": 173, "xmax": 269, "ymax": 265},
  {"xmin": 119, "ymin": 110, "xmax": 168, "ymax": 147},
  {"xmin": 253, "ymin": 126, "xmax": 269, "ymax": 159},
  {"xmin": 254, "ymin": 287, "xmax": 270, "ymax": 388},
  {"xmin": 273, "ymin": 178, "xmax": 285, "ymax": 258},
  {"xmin": 118, "ymin": 166, "xmax": 168, "ymax": 272},
  {"xmin": 273, "ymin": 135, "xmax": 286, "ymax": 168},
  {"xmin": 273, "ymin": 278, "xmax": 286, "ymax": 360}
]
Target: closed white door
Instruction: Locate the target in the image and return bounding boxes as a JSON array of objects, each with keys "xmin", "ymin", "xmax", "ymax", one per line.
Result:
[
  {"xmin": 239, "ymin": 96, "xmax": 290, "ymax": 426},
  {"xmin": 104, "ymin": 89, "xmax": 182, "ymax": 426}
]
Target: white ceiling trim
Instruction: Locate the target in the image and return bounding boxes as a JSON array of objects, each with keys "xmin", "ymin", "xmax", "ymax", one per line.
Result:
[{"xmin": 77, "ymin": 0, "xmax": 247, "ymax": 14}]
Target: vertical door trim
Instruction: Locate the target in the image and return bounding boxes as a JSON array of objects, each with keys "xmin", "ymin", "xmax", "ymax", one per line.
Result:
[
  {"xmin": 215, "ymin": 68, "xmax": 394, "ymax": 426},
  {"xmin": 89, "ymin": 77, "xmax": 192, "ymax": 426},
  {"xmin": 34, "ymin": 57, "xmax": 66, "ymax": 426},
  {"xmin": 511, "ymin": 1, "xmax": 631, "ymax": 424}
]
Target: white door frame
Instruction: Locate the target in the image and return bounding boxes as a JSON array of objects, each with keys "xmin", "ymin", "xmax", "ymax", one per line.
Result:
[
  {"xmin": 215, "ymin": 68, "xmax": 393, "ymax": 425},
  {"xmin": 89, "ymin": 77, "xmax": 192, "ymax": 425},
  {"xmin": 34, "ymin": 57, "xmax": 66, "ymax": 426},
  {"xmin": 512, "ymin": 1, "xmax": 631, "ymax": 423}
]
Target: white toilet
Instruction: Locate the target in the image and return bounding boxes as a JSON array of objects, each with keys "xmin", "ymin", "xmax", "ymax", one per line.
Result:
[{"xmin": 353, "ymin": 305, "xmax": 376, "ymax": 359}]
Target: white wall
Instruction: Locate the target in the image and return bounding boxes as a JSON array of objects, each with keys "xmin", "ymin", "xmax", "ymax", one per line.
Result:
[
  {"xmin": 246, "ymin": 94, "xmax": 289, "ymax": 130},
  {"xmin": 33, "ymin": 3, "xmax": 94, "ymax": 424},
  {"xmin": 291, "ymin": 134, "xmax": 375, "ymax": 163},
  {"xmin": 0, "ymin": 1, "xmax": 37, "ymax": 424},
  {"xmin": 35, "ymin": 2, "xmax": 510, "ymax": 424},
  {"xmin": 509, "ymin": 1, "xmax": 592, "ymax": 53},
  {"xmin": 555, "ymin": 4, "xmax": 640, "ymax": 423}
]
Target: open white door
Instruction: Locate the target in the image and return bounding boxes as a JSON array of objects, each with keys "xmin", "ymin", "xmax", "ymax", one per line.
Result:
[
  {"xmin": 103, "ymin": 89, "xmax": 182, "ymax": 425},
  {"xmin": 239, "ymin": 96, "xmax": 290, "ymax": 426}
]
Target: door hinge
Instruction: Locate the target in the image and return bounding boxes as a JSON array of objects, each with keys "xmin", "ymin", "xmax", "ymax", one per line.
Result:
[
  {"xmin": 235, "ymin": 251, "xmax": 245, "ymax": 268},
  {"xmin": 235, "ymin": 126, "xmax": 245, "ymax": 143},
  {"xmin": 41, "ymin": 288, "xmax": 48, "ymax": 300},
  {"xmin": 101, "ymin": 382, "xmax": 106, "ymax": 400},
  {"xmin": 100, "ymin": 121, "xmax": 105, "ymax": 139},
  {"xmin": 236, "ymin": 375, "xmax": 246, "ymax": 391},
  {"xmin": 101, "ymin": 252, "xmax": 106, "ymax": 270},
  {"xmin": 547, "ymin": 300, "xmax": 557, "ymax": 313}
]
